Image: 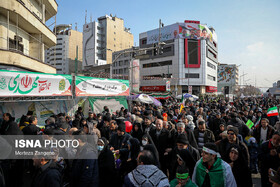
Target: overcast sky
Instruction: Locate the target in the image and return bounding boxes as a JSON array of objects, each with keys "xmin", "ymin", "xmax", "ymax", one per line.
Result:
[{"xmin": 52, "ymin": 0, "xmax": 280, "ymax": 88}]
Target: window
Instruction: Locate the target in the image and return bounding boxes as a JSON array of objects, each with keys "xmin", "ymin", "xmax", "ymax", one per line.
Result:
[
  {"xmin": 9, "ymin": 38, "xmax": 23, "ymax": 52},
  {"xmin": 207, "ymin": 61, "xmax": 216, "ymax": 70},
  {"xmin": 185, "ymin": 73, "xmax": 200, "ymax": 78},
  {"xmin": 57, "ymin": 43, "xmax": 62, "ymax": 45},
  {"xmin": 141, "ymin": 39, "xmax": 147, "ymax": 45},
  {"xmin": 143, "ymin": 60, "xmax": 172, "ymax": 68},
  {"xmin": 188, "ymin": 40, "xmax": 198, "ymax": 65},
  {"xmin": 55, "ymin": 58, "xmax": 62, "ymax": 60},
  {"xmin": 57, "ymin": 38, "xmax": 62, "ymax": 41},
  {"xmin": 213, "ymin": 41, "xmax": 217, "ymax": 48},
  {"xmin": 55, "ymin": 53, "xmax": 62, "ymax": 56},
  {"xmin": 207, "ymin": 74, "xmax": 216, "ymax": 81},
  {"xmin": 97, "ymin": 26, "xmax": 101, "ymax": 30},
  {"xmin": 124, "ymin": 60, "xmax": 129, "ymax": 66},
  {"xmin": 143, "ymin": 74, "xmax": 172, "ymax": 80}
]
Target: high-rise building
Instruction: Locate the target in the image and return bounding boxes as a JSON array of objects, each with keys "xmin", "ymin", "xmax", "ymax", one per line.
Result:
[
  {"xmin": 0, "ymin": 0, "xmax": 57, "ymax": 73},
  {"xmin": 45, "ymin": 24, "xmax": 83, "ymax": 74},
  {"xmin": 139, "ymin": 20, "xmax": 218, "ymax": 95},
  {"xmin": 83, "ymin": 14, "xmax": 133, "ymax": 69},
  {"xmin": 217, "ymin": 64, "xmax": 239, "ymax": 94}
]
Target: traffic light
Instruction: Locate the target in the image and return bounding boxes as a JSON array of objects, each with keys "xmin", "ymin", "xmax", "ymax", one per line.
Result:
[
  {"xmin": 159, "ymin": 44, "xmax": 164, "ymax": 55},
  {"xmin": 153, "ymin": 43, "xmax": 158, "ymax": 56},
  {"xmin": 224, "ymin": 86, "xmax": 229, "ymax": 94}
]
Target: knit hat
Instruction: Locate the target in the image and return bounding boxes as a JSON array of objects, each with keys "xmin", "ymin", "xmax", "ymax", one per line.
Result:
[
  {"xmin": 176, "ymin": 134, "xmax": 189, "ymax": 145},
  {"xmin": 228, "ymin": 126, "xmax": 239, "ymax": 135}
]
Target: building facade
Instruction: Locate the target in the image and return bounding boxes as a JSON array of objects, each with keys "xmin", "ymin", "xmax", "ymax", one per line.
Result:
[
  {"xmin": 0, "ymin": 0, "xmax": 57, "ymax": 73},
  {"xmin": 83, "ymin": 14, "xmax": 133, "ymax": 69},
  {"xmin": 45, "ymin": 24, "xmax": 83, "ymax": 74},
  {"xmin": 139, "ymin": 20, "xmax": 218, "ymax": 95},
  {"xmin": 217, "ymin": 64, "xmax": 239, "ymax": 94}
]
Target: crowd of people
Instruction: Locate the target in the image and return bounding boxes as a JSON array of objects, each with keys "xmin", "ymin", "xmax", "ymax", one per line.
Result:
[{"xmin": 1, "ymin": 96, "xmax": 280, "ymax": 187}]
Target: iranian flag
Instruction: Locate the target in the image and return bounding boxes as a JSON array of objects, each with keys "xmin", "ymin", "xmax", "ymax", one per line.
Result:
[{"xmin": 267, "ymin": 106, "xmax": 279, "ymax": 117}]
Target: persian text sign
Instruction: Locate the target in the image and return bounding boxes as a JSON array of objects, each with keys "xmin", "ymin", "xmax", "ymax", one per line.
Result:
[
  {"xmin": 75, "ymin": 76, "xmax": 129, "ymax": 96},
  {"xmin": 0, "ymin": 70, "xmax": 72, "ymax": 97}
]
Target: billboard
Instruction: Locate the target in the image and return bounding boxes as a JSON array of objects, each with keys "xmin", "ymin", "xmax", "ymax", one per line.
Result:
[
  {"xmin": 75, "ymin": 76, "xmax": 129, "ymax": 96},
  {"xmin": 0, "ymin": 70, "xmax": 72, "ymax": 97},
  {"xmin": 83, "ymin": 22, "xmax": 95, "ymax": 67},
  {"xmin": 146, "ymin": 20, "xmax": 216, "ymax": 44},
  {"xmin": 218, "ymin": 65, "xmax": 236, "ymax": 84}
]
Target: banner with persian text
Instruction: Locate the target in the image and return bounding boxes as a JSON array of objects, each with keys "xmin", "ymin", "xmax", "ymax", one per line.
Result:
[
  {"xmin": 0, "ymin": 70, "xmax": 72, "ymax": 97},
  {"xmin": 75, "ymin": 76, "xmax": 129, "ymax": 96}
]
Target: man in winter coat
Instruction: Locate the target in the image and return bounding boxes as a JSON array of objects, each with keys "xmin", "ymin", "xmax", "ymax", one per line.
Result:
[
  {"xmin": 0, "ymin": 113, "xmax": 22, "ymax": 135},
  {"xmin": 253, "ymin": 118, "xmax": 276, "ymax": 144},
  {"xmin": 32, "ymin": 153, "xmax": 62, "ymax": 187},
  {"xmin": 71, "ymin": 130, "xmax": 99, "ymax": 187},
  {"xmin": 259, "ymin": 131, "xmax": 280, "ymax": 187},
  {"xmin": 194, "ymin": 120, "xmax": 215, "ymax": 151},
  {"xmin": 123, "ymin": 150, "xmax": 170, "ymax": 187},
  {"xmin": 227, "ymin": 112, "xmax": 249, "ymax": 139}
]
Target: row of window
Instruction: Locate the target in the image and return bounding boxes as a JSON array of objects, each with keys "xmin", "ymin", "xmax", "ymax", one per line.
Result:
[
  {"xmin": 113, "ymin": 68, "xmax": 128, "ymax": 74},
  {"xmin": 142, "ymin": 60, "xmax": 172, "ymax": 68}
]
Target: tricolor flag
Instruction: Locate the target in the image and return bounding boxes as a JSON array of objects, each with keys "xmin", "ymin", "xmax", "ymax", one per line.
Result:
[
  {"xmin": 254, "ymin": 117, "xmax": 261, "ymax": 128},
  {"xmin": 246, "ymin": 119, "xmax": 254, "ymax": 129},
  {"xmin": 267, "ymin": 106, "xmax": 279, "ymax": 117}
]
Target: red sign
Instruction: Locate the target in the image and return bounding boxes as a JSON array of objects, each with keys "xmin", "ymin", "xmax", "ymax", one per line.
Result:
[
  {"xmin": 140, "ymin": 86, "xmax": 166, "ymax": 92},
  {"xmin": 184, "ymin": 20, "xmax": 200, "ymax": 24},
  {"xmin": 206, "ymin": 86, "xmax": 217, "ymax": 93}
]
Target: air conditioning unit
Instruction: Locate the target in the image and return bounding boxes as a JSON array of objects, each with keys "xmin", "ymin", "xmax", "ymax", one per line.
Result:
[{"xmin": 14, "ymin": 35, "xmax": 23, "ymax": 42}]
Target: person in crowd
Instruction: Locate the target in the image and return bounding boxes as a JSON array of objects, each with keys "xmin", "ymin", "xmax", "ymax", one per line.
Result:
[
  {"xmin": 192, "ymin": 143, "xmax": 237, "ymax": 187},
  {"xmin": 71, "ymin": 130, "xmax": 99, "ymax": 187},
  {"xmin": 22, "ymin": 116, "xmax": 40, "ymax": 135},
  {"xmin": 217, "ymin": 126, "xmax": 250, "ymax": 167},
  {"xmin": 150, "ymin": 119, "xmax": 171, "ymax": 174},
  {"xmin": 227, "ymin": 112, "xmax": 250, "ymax": 139},
  {"xmin": 193, "ymin": 120, "xmax": 215, "ymax": 152},
  {"xmin": 97, "ymin": 137, "xmax": 116, "ymax": 187},
  {"xmin": 253, "ymin": 118, "xmax": 275, "ymax": 144},
  {"xmin": 75, "ymin": 107, "xmax": 84, "ymax": 119},
  {"xmin": 227, "ymin": 145, "xmax": 253, "ymax": 187},
  {"xmin": 123, "ymin": 150, "xmax": 170, "ymax": 187},
  {"xmin": 31, "ymin": 148, "xmax": 63, "ymax": 187},
  {"xmin": 209, "ymin": 112, "xmax": 226, "ymax": 134},
  {"xmin": 53, "ymin": 116, "xmax": 69, "ymax": 135},
  {"xmin": 109, "ymin": 122, "xmax": 132, "ymax": 151},
  {"xmin": 169, "ymin": 134, "xmax": 200, "ymax": 180},
  {"xmin": 174, "ymin": 122, "xmax": 198, "ymax": 149},
  {"xmin": 169, "ymin": 164, "xmax": 197, "ymax": 187},
  {"xmin": 247, "ymin": 136, "xmax": 259, "ymax": 173},
  {"xmin": 0, "ymin": 113, "xmax": 23, "ymax": 135},
  {"xmin": 131, "ymin": 122, "xmax": 143, "ymax": 142},
  {"xmin": 143, "ymin": 116, "xmax": 156, "ymax": 133},
  {"xmin": 214, "ymin": 123, "xmax": 226, "ymax": 141},
  {"xmin": 259, "ymin": 131, "xmax": 280, "ymax": 187}
]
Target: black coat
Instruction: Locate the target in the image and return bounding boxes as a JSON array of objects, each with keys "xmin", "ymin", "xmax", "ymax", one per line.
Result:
[
  {"xmin": 71, "ymin": 143, "xmax": 99, "ymax": 187},
  {"xmin": 98, "ymin": 138, "xmax": 116, "ymax": 187},
  {"xmin": 169, "ymin": 146, "xmax": 200, "ymax": 180},
  {"xmin": 149, "ymin": 128, "xmax": 170, "ymax": 156},
  {"xmin": 217, "ymin": 137, "xmax": 250, "ymax": 167},
  {"xmin": 32, "ymin": 160, "xmax": 62, "ymax": 187},
  {"xmin": 173, "ymin": 130, "xmax": 198, "ymax": 149},
  {"xmin": 109, "ymin": 132, "xmax": 131, "ymax": 150},
  {"xmin": 22, "ymin": 124, "xmax": 41, "ymax": 135},
  {"xmin": 0, "ymin": 119, "xmax": 22, "ymax": 135}
]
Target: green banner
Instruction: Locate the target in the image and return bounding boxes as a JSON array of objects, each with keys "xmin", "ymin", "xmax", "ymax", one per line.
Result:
[{"xmin": 246, "ymin": 119, "xmax": 254, "ymax": 129}]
